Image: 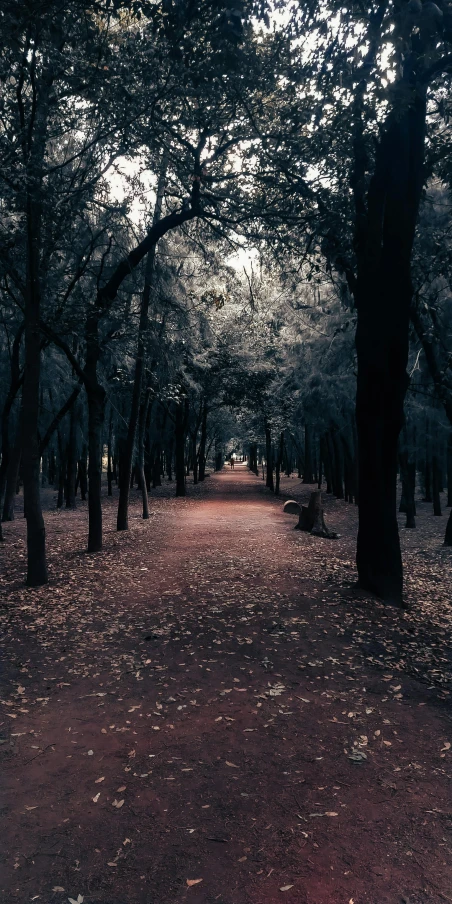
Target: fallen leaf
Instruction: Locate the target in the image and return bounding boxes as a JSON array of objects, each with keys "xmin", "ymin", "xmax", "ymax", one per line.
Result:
[
  {"xmin": 441, "ymin": 742, "xmax": 451, "ymax": 752},
  {"xmin": 347, "ymin": 750, "xmax": 367, "ymax": 762},
  {"xmin": 92, "ymin": 793, "xmax": 100, "ymax": 803},
  {"xmin": 225, "ymin": 761, "xmax": 239, "ymax": 768},
  {"xmin": 112, "ymin": 799, "xmax": 124, "ymax": 808},
  {"xmin": 116, "ymin": 785, "xmax": 127, "ymax": 792},
  {"xmin": 68, "ymin": 896, "xmax": 84, "ymax": 904},
  {"xmin": 325, "ymin": 812, "xmax": 339, "ymax": 817},
  {"xmin": 52, "ymin": 889, "xmax": 65, "ymax": 894},
  {"xmin": 280, "ymin": 885, "xmax": 294, "ymax": 891},
  {"xmin": 187, "ymin": 879, "xmax": 203, "ymax": 887},
  {"xmin": 94, "ymin": 777, "xmax": 105, "ymax": 784}
]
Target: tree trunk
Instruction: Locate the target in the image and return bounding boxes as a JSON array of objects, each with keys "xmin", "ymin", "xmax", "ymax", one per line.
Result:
[
  {"xmin": 342, "ymin": 430, "xmax": 356, "ymax": 503},
  {"xmin": 445, "ymin": 508, "xmax": 452, "ymax": 546},
  {"xmin": 175, "ymin": 400, "xmax": 187, "ymax": 497},
  {"xmin": 265, "ymin": 423, "xmax": 274, "ymax": 492},
  {"xmin": 65, "ymin": 404, "xmax": 77, "ymax": 509},
  {"xmin": 22, "ymin": 193, "xmax": 48, "ymax": 584},
  {"xmin": 321, "ymin": 434, "xmax": 332, "ymax": 494},
  {"xmin": 137, "ymin": 391, "xmax": 151, "ymax": 519},
  {"xmin": 0, "ymin": 325, "xmax": 24, "ymax": 538},
  {"xmin": 86, "ymin": 383, "xmax": 106, "ymax": 552},
  {"xmin": 49, "ymin": 449, "xmax": 56, "ymax": 486},
  {"xmin": 275, "ymin": 430, "xmax": 284, "ymax": 495},
  {"xmin": 77, "ymin": 454, "xmax": 88, "ymax": 502},
  {"xmin": 117, "ymin": 159, "xmax": 166, "ymax": 531},
  {"xmin": 198, "ymin": 402, "xmax": 208, "ymax": 481},
  {"xmin": 152, "ymin": 444, "xmax": 162, "ymax": 488},
  {"xmin": 354, "ymin": 54, "xmax": 426, "ymax": 604},
  {"xmin": 400, "ymin": 449, "xmax": 416, "ymax": 529},
  {"xmin": 56, "ymin": 428, "xmax": 65, "ymax": 510},
  {"xmin": 107, "ymin": 408, "xmax": 113, "ymax": 497},
  {"xmin": 303, "ymin": 425, "xmax": 313, "ymax": 483},
  {"xmin": 331, "ymin": 429, "xmax": 344, "ymax": 499},
  {"xmin": 432, "ymin": 454, "xmax": 442, "ymax": 517},
  {"xmin": 447, "ymin": 433, "xmax": 452, "ymax": 507},
  {"xmin": 2, "ymin": 416, "xmax": 22, "ymax": 522},
  {"xmin": 191, "ymin": 433, "xmax": 198, "ymax": 485}
]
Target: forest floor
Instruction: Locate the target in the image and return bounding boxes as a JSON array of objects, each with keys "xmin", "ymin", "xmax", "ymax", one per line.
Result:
[{"xmin": 1, "ymin": 464, "xmax": 452, "ymax": 904}]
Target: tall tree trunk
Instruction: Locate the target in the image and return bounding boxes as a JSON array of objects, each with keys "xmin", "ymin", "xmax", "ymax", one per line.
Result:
[
  {"xmin": 445, "ymin": 508, "xmax": 452, "ymax": 546},
  {"xmin": 331, "ymin": 429, "xmax": 344, "ymax": 499},
  {"xmin": 321, "ymin": 434, "xmax": 333, "ymax": 494},
  {"xmin": 265, "ymin": 423, "xmax": 274, "ymax": 492},
  {"xmin": 400, "ymin": 448, "xmax": 416, "ymax": 529},
  {"xmin": 0, "ymin": 324, "xmax": 24, "ymax": 539},
  {"xmin": 175, "ymin": 399, "xmax": 187, "ymax": 497},
  {"xmin": 191, "ymin": 433, "xmax": 198, "ymax": 484},
  {"xmin": 77, "ymin": 451, "xmax": 88, "ymax": 502},
  {"xmin": 354, "ymin": 54, "xmax": 426, "ymax": 604},
  {"xmin": 20, "ymin": 50, "xmax": 58, "ymax": 586},
  {"xmin": 86, "ymin": 381, "xmax": 105, "ymax": 552},
  {"xmin": 117, "ymin": 159, "xmax": 166, "ymax": 531},
  {"xmin": 447, "ymin": 433, "xmax": 452, "ymax": 508},
  {"xmin": 56, "ymin": 428, "xmax": 65, "ymax": 510},
  {"xmin": 22, "ymin": 195, "xmax": 48, "ymax": 583},
  {"xmin": 303, "ymin": 425, "xmax": 313, "ymax": 483},
  {"xmin": 107, "ymin": 408, "xmax": 114, "ymax": 497},
  {"xmin": 2, "ymin": 417, "xmax": 22, "ymax": 522},
  {"xmin": 275, "ymin": 430, "xmax": 284, "ymax": 495},
  {"xmin": 432, "ymin": 454, "xmax": 442, "ymax": 517},
  {"xmin": 198, "ymin": 402, "xmax": 208, "ymax": 481},
  {"xmin": 65, "ymin": 403, "xmax": 77, "ymax": 509},
  {"xmin": 137, "ymin": 391, "xmax": 151, "ymax": 519}
]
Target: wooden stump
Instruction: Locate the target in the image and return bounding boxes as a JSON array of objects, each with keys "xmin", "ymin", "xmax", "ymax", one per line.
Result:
[{"xmin": 283, "ymin": 491, "xmax": 338, "ymax": 539}]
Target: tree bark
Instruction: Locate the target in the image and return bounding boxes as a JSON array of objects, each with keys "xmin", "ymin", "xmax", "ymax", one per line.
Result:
[
  {"xmin": 65, "ymin": 403, "xmax": 77, "ymax": 509},
  {"xmin": 137, "ymin": 391, "xmax": 151, "ymax": 519},
  {"xmin": 275, "ymin": 430, "xmax": 284, "ymax": 495},
  {"xmin": 198, "ymin": 402, "xmax": 208, "ymax": 481},
  {"xmin": 445, "ymin": 509, "xmax": 452, "ymax": 546},
  {"xmin": 399, "ymin": 448, "xmax": 416, "ymax": 528},
  {"xmin": 0, "ymin": 324, "xmax": 24, "ymax": 538},
  {"xmin": 86, "ymin": 381, "xmax": 105, "ymax": 552},
  {"xmin": 175, "ymin": 399, "xmax": 187, "ymax": 497},
  {"xmin": 265, "ymin": 423, "xmax": 274, "ymax": 492},
  {"xmin": 432, "ymin": 454, "xmax": 442, "ymax": 517},
  {"xmin": 117, "ymin": 159, "xmax": 166, "ymax": 531},
  {"xmin": 331, "ymin": 429, "xmax": 344, "ymax": 499},
  {"xmin": 2, "ymin": 417, "xmax": 22, "ymax": 523},
  {"xmin": 56, "ymin": 428, "xmax": 65, "ymax": 509},
  {"xmin": 303, "ymin": 425, "xmax": 313, "ymax": 483},
  {"xmin": 77, "ymin": 452, "xmax": 88, "ymax": 501},
  {"xmin": 354, "ymin": 56, "xmax": 426, "ymax": 604}
]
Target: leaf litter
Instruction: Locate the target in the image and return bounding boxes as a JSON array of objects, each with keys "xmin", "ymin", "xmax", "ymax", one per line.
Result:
[{"xmin": 0, "ymin": 472, "xmax": 452, "ymax": 904}]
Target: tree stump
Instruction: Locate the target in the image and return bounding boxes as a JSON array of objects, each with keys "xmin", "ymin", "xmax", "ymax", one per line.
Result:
[{"xmin": 283, "ymin": 491, "xmax": 338, "ymax": 539}]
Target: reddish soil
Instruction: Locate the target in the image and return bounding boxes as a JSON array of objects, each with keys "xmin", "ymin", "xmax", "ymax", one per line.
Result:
[{"xmin": 1, "ymin": 465, "xmax": 452, "ymax": 904}]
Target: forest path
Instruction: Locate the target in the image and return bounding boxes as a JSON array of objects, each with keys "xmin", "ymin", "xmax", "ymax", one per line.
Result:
[{"xmin": 1, "ymin": 466, "xmax": 452, "ymax": 904}]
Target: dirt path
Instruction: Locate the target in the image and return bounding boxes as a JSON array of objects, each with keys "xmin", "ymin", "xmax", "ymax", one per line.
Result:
[{"xmin": 1, "ymin": 465, "xmax": 452, "ymax": 904}]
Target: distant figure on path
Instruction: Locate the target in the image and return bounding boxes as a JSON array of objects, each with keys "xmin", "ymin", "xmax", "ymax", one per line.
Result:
[{"xmin": 230, "ymin": 454, "xmax": 235, "ymax": 469}]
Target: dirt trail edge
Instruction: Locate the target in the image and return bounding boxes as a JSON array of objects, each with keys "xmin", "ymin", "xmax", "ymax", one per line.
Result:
[{"xmin": 1, "ymin": 465, "xmax": 451, "ymax": 904}]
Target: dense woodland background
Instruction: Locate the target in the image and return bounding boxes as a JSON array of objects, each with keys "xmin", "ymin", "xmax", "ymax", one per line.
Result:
[{"xmin": 1, "ymin": 0, "xmax": 452, "ymax": 599}]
